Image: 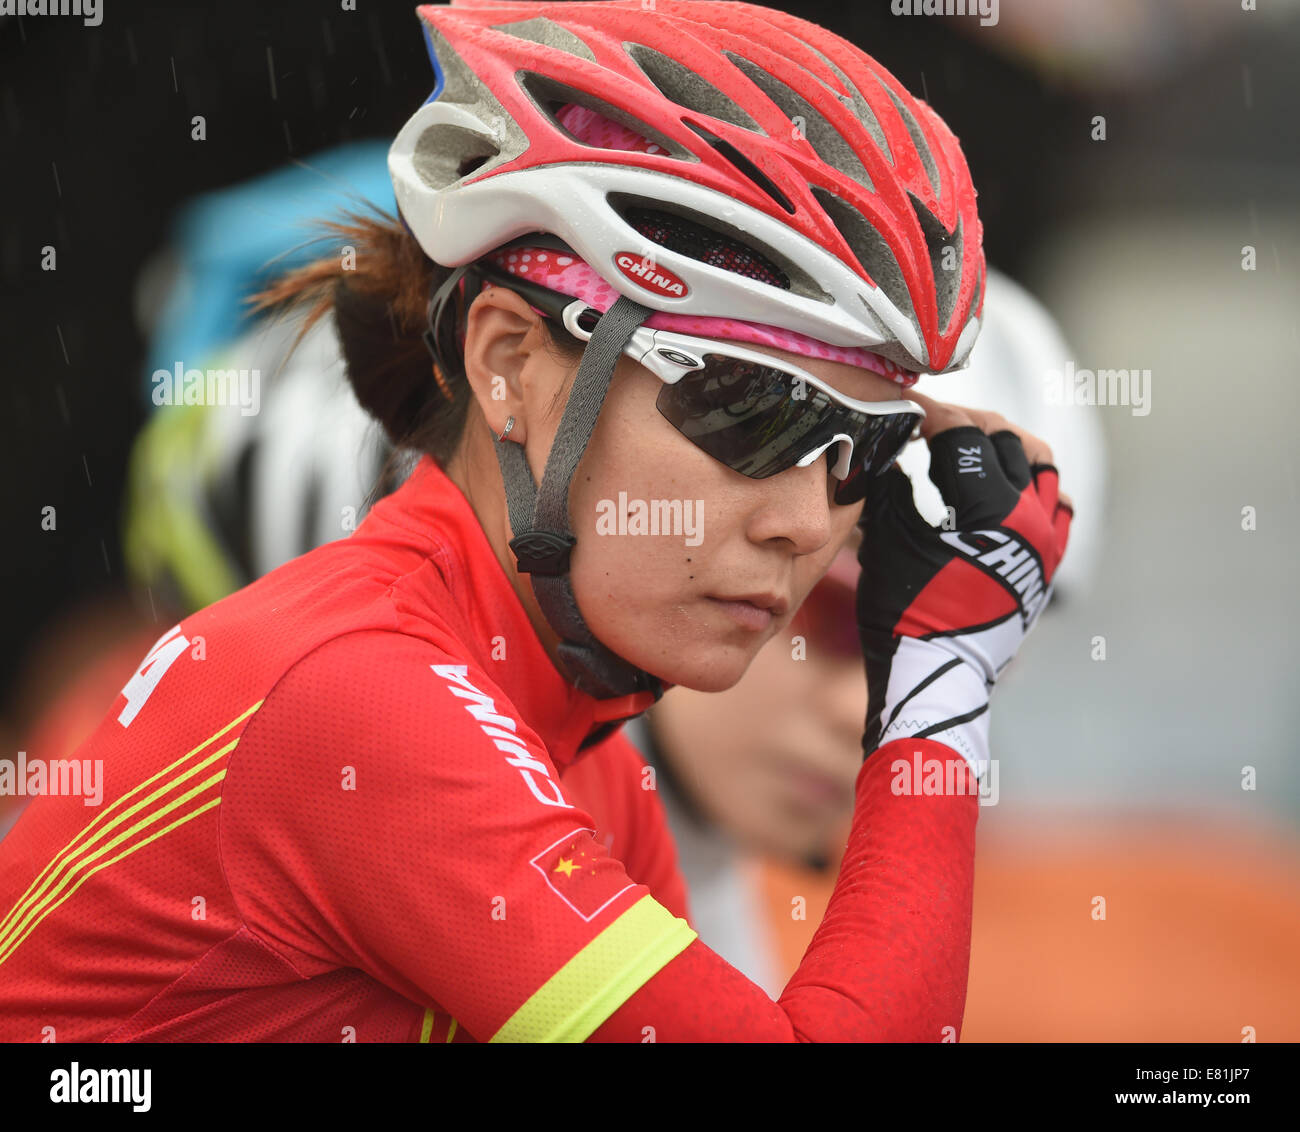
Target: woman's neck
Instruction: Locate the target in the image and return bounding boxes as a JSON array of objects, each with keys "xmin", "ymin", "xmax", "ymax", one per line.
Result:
[{"xmin": 443, "ymin": 422, "xmax": 568, "ymax": 676}]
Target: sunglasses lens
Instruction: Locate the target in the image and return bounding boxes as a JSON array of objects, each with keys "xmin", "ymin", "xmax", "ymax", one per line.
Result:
[
  {"xmin": 832, "ymin": 411, "xmax": 920, "ymax": 505},
  {"xmin": 657, "ymin": 355, "xmax": 921, "ymax": 502},
  {"xmin": 656, "ymin": 357, "xmax": 830, "ymax": 478}
]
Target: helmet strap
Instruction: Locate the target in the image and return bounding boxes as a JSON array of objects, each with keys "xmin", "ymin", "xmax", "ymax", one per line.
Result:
[{"xmin": 492, "ymin": 295, "xmax": 665, "ymax": 702}]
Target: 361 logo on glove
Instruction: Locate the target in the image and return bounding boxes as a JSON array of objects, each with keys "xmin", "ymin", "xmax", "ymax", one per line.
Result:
[{"xmin": 855, "ymin": 426, "xmax": 1072, "ymax": 780}]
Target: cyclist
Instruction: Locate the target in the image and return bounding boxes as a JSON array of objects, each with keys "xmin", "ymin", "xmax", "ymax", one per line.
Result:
[{"xmin": 0, "ymin": 0, "xmax": 1070, "ymax": 1042}]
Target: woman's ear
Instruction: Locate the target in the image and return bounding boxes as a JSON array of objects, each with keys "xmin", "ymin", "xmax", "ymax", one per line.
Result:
[{"xmin": 461, "ymin": 285, "xmax": 555, "ymax": 446}]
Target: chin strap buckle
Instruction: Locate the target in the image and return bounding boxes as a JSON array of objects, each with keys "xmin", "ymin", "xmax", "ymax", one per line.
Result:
[{"xmin": 509, "ymin": 530, "xmax": 577, "ymax": 576}]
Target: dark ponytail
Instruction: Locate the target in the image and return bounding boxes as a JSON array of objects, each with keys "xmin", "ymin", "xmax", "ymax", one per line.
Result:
[{"xmin": 247, "ymin": 206, "xmax": 578, "ymax": 465}]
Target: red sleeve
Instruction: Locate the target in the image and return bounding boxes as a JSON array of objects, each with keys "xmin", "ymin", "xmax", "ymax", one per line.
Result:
[
  {"xmin": 560, "ymin": 731, "xmax": 692, "ymax": 926},
  {"xmin": 588, "ymin": 739, "xmax": 979, "ymax": 1042}
]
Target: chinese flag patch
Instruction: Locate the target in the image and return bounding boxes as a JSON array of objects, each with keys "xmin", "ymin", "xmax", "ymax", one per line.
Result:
[{"xmin": 530, "ymin": 827, "xmax": 637, "ymax": 922}]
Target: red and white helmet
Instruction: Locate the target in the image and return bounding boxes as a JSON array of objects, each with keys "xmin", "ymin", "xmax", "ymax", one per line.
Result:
[{"xmin": 389, "ymin": 0, "xmax": 985, "ymax": 375}]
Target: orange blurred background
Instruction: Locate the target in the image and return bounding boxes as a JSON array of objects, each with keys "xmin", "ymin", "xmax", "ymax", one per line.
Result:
[{"xmin": 755, "ymin": 814, "xmax": 1300, "ymax": 1041}]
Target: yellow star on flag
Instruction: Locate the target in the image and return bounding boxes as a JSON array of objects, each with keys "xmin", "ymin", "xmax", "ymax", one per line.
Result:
[{"xmin": 553, "ymin": 857, "xmax": 578, "ymax": 877}]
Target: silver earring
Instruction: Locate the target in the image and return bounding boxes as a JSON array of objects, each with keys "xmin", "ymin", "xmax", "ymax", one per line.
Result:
[{"xmin": 497, "ymin": 416, "xmax": 516, "ymax": 443}]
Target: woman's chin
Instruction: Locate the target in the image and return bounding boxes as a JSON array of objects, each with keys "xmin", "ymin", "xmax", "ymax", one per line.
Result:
[
  {"xmin": 669, "ymin": 669, "xmax": 745, "ymax": 695},
  {"xmin": 634, "ymin": 648, "xmax": 754, "ymax": 695}
]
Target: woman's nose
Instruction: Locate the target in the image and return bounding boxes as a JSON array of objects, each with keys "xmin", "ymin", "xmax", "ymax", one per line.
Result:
[{"xmin": 744, "ymin": 456, "xmax": 837, "ymax": 554}]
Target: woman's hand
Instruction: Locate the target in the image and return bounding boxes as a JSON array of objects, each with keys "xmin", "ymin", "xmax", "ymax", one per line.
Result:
[
  {"xmin": 910, "ymin": 393, "xmax": 1073, "ymax": 511},
  {"xmin": 854, "ymin": 394, "xmax": 1074, "ymax": 780}
]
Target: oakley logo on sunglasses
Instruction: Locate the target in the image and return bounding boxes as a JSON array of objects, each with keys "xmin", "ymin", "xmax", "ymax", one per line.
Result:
[
  {"xmin": 656, "ymin": 347, "xmax": 703, "ymax": 369},
  {"xmin": 614, "ymin": 253, "xmax": 689, "ymax": 297}
]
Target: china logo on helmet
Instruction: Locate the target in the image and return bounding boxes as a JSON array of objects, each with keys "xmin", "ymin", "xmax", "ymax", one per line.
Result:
[{"xmin": 614, "ymin": 253, "xmax": 688, "ymax": 298}]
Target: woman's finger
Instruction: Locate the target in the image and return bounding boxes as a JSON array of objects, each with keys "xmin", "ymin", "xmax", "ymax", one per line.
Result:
[
  {"xmin": 904, "ymin": 390, "xmax": 976, "ymax": 440},
  {"xmin": 990, "ymin": 429, "xmax": 1032, "ymax": 490},
  {"xmin": 1032, "ymin": 464, "xmax": 1061, "ymax": 514},
  {"xmin": 1052, "ymin": 501, "xmax": 1074, "ymax": 569},
  {"xmin": 963, "ymin": 408, "xmax": 1055, "ymax": 468},
  {"xmin": 906, "ymin": 396, "xmax": 1055, "ymax": 467}
]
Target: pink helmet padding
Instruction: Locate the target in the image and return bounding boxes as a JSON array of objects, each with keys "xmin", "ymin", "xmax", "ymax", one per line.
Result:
[{"xmin": 486, "ymin": 246, "xmax": 918, "ymax": 388}]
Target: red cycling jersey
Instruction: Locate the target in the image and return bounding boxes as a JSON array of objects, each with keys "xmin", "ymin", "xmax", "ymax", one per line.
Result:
[{"xmin": 0, "ymin": 455, "xmax": 978, "ymax": 1042}]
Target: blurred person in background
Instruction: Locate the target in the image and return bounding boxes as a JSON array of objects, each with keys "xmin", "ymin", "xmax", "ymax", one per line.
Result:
[{"xmin": 0, "ymin": 144, "xmax": 395, "ymax": 839}]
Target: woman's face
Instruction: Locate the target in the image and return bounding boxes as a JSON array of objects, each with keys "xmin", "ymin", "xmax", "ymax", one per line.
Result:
[
  {"xmin": 459, "ymin": 288, "xmax": 909, "ymax": 693},
  {"xmin": 561, "ymin": 345, "xmax": 903, "ymax": 693}
]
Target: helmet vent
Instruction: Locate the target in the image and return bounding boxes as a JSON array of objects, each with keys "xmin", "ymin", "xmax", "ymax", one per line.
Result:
[
  {"xmin": 491, "ymin": 17, "xmax": 597, "ymax": 63},
  {"xmin": 723, "ymin": 52, "xmax": 874, "ymax": 194},
  {"xmin": 910, "ymin": 194, "xmax": 962, "ymax": 333},
  {"xmin": 517, "ymin": 72, "xmax": 693, "ymax": 159},
  {"xmin": 783, "ymin": 43, "xmax": 894, "ymax": 165},
  {"xmin": 877, "ymin": 78, "xmax": 941, "ymax": 200},
  {"xmin": 621, "ymin": 204, "xmax": 790, "ymax": 288},
  {"xmin": 624, "ymin": 42, "xmax": 762, "ymax": 133},
  {"xmin": 413, "ymin": 123, "xmax": 501, "ymax": 190},
  {"xmin": 607, "ymin": 193, "xmax": 830, "ymax": 302},
  {"xmin": 683, "ymin": 120, "xmax": 794, "ymax": 214},
  {"xmin": 812, "ymin": 184, "xmax": 916, "ymax": 330}
]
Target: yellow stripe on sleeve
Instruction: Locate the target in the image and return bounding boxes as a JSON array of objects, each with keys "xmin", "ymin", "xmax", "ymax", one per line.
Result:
[{"xmin": 490, "ymin": 896, "xmax": 697, "ymax": 1043}]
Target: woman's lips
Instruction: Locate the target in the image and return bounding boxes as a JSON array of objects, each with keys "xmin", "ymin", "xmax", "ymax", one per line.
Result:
[{"xmin": 706, "ymin": 596, "xmax": 775, "ymax": 631}]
